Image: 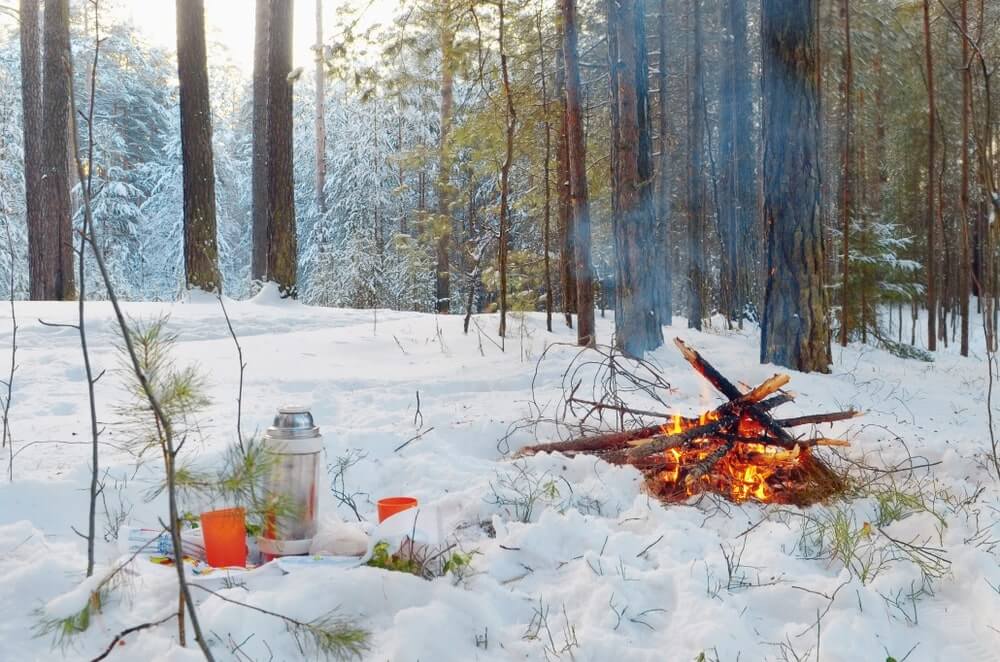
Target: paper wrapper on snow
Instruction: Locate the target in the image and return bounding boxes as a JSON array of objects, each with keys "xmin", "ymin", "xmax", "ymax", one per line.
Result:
[
  {"xmin": 309, "ymin": 517, "xmax": 369, "ymax": 556},
  {"xmin": 118, "ymin": 526, "xmax": 206, "ymax": 560}
]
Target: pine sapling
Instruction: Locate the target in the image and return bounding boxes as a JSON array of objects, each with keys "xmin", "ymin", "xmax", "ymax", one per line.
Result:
[{"xmin": 66, "ymin": 4, "xmax": 213, "ymax": 655}]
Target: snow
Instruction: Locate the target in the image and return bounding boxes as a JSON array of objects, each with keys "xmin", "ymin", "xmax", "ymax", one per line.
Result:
[{"xmin": 1, "ymin": 298, "xmax": 999, "ymax": 661}]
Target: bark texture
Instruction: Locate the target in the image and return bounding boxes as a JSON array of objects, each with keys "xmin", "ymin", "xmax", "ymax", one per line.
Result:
[
  {"xmin": 251, "ymin": 0, "xmax": 297, "ymax": 296},
  {"xmin": 959, "ymin": 0, "xmax": 970, "ymax": 357},
  {"xmin": 562, "ymin": 0, "xmax": 595, "ymax": 346},
  {"xmin": 538, "ymin": 11, "xmax": 553, "ymax": 333},
  {"xmin": 20, "ymin": 0, "xmax": 44, "ymax": 300},
  {"xmin": 555, "ymin": 34, "xmax": 576, "ymax": 327},
  {"xmin": 611, "ymin": 0, "xmax": 663, "ymax": 356},
  {"xmin": 760, "ymin": 0, "xmax": 831, "ymax": 373},
  {"xmin": 497, "ymin": 0, "xmax": 515, "ymax": 337},
  {"xmin": 922, "ymin": 0, "xmax": 936, "ymax": 351},
  {"xmin": 656, "ymin": 0, "xmax": 672, "ymax": 325},
  {"xmin": 837, "ymin": 0, "xmax": 853, "ymax": 346},
  {"xmin": 251, "ymin": 0, "xmax": 270, "ymax": 283},
  {"xmin": 435, "ymin": 15, "xmax": 455, "ymax": 313},
  {"xmin": 686, "ymin": 0, "xmax": 705, "ymax": 330},
  {"xmin": 314, "ymin": 0, "xmax": 327, "ymax": 213},
  {"xmin": 719, "ymin": 0, "xmax": 755, "ymax": 323},
  {"xmin": 176, "ymin": 0, "xmax": 221, "ymax": 293},
  {"xmin": 39, "ymin": 0, "xmax": 75, "ymax": 300}
]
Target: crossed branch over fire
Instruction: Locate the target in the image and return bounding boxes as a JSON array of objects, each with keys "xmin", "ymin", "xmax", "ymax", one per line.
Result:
[{"xmin": 519, "ymin": 339, "xmax": 860, "ymax": 506}]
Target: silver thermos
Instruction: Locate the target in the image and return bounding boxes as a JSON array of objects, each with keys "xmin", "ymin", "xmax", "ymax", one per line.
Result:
[{"xmin": 257, "ymin": 405, "xmax": 323, "ymax": 557}]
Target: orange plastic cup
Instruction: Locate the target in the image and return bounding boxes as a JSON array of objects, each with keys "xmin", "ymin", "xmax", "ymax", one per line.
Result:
[
  {"xmin": 200, "ymin": 507, "xmax": 247, "ymax": 567},
  {"xmin": 377, "ymin": 497, "xmax": 418, "ymax": 523}
]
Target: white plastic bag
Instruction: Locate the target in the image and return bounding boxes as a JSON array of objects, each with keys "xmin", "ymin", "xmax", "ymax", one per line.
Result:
[{"xmin": 309, "ymin": 516, "xmax": 369, "ymax": 557}]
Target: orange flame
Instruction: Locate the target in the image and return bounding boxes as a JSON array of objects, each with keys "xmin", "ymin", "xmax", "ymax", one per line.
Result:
[{"xmin": 653, "ymin": 410, "xmax": 805, "ymax": 504}]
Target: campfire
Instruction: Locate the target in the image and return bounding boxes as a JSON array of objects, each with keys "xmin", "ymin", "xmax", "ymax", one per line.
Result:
[{"xmin": 519, "ymin": 339, "xmax": 858, "ymax": 506}]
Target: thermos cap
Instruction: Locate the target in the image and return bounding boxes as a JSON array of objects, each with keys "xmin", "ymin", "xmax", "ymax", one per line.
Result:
[{"xmin": 267, "ymin": 405, "xmax": 321, "ymax": 441}]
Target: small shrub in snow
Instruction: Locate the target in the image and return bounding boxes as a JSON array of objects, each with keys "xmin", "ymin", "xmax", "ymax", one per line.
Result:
[
  {"xmin": 367, "ymin": 540, "xmax": 477, "ymax": 582},
  {"xmin": 485, "ymin": 461, "xmax": 571, "ymax": 523}
]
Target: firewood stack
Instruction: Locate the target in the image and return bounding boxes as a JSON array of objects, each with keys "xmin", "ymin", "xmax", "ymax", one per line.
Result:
[{"xmin": 519, "ymin": 339, "xmax": 859, "ymax": 505}]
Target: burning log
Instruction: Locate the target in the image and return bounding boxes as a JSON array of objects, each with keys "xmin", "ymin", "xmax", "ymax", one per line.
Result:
[
  {"xmin": 517, "ymin": 338, "xmax": 855, "ymax": 506},
  {"xmin": 682, "ymin": 439, "xmax": 736, "ymax": 486},
  {"xmin": 627, "ymin": 416, "xmax": 737, "ymax": 458},
  {"xmin": 517, "ymin": 393, "xmax": 795, "ymax": 458},
  {"xmin": 674, "ymin": 339, "xmax": 802, "ymax": 448}
]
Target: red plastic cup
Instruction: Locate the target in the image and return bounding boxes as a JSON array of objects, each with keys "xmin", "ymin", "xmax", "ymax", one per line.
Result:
[
  {"xmin": 377, "ymin": 497, "xmax": 418, "ymax": 523},
  {"xmin": 200, "ymin": 507, "xmax": 247, "ymax": 567}
]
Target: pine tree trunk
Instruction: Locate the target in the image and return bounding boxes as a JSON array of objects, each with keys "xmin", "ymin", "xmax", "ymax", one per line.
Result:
[
  {"xmin": 612, "ymin": 0, "xmax": 663, "ymax": 356},
  {"xmin": 731, "ymin": 0, "xmax": 756, "ymax": 320},
  {"xmin": 562, "ymin": 0, "xmax": 595, "ymax": 347},
  {"xmin": 176, "ymin": 0, "xmax": 221, "ymax": 293},
  {"xmin": 760, "ymin": 0, "xmax": 831, "ymax": 373},
  {"xmin": 538, "ymin": 11, "xmax": 553, "ymax": 333},
  {"xmin": 251, "ymin": 0, "xmax": 297, "ymax": 296},
  {"xmin": 656, "ymin": 0, "xmax": 672, "ymax": 326},
  {"xmin": 435, "ymin": 20, "xmax": 455, "ymax": 313},
  {"xmin": 39, "ymin": 0, "xmax": 75, "ymax": 301},
  {"xmin": 314, "ymin": 0, "xmax": 327, "ymax": 213},
  {"xmin": 838, "ymin": 0, "xmax": 853, "ymax": 346},
  {"xmin": 497, "ymin": 0, "xmax": 515, "ymax": 337},
  {"xmin": 686, "ymin": 0, "xmax": 705, "ymax": 331},
  {"xmin": 923, "ymin": 0, "xmax": 937, "ymax": 351},
  {"xmin": 20, "ymin": 0, "xmax": 44, "ymax": 300},
  {"xmin": 635, "ymin": 0, "xmax": 657, "ymax": 326},
  {"xmin": 719, "ymin": 0, "xmax": 753, "ymax": 325},
  {"xmin": 959, "ymin": 0, "xmax": 971, "ymax": 357},
  {"xmin": 251, "ymin": 0, "xmax": 270, "ymax": 283},
  {"xmin": 267, "ymin": 0, "xmax": 297, "ymax": 295},
  {"xmin": 555, "ymin": 36, "xmax": 576, "ymax": 327}
]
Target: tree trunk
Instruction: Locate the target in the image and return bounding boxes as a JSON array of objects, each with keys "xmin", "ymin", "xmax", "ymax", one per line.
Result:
[
  {"xmin": 959, "ymin": 0, "xmax": 970, "ymax": 357},
  {"xmin": 719, "ymin": 0, "xmax": 753, "ymax": 326},
  {"xmin": 497, "ymin": 0, "xmax": 515, "ymax": 337},
  {"xmin": 686, "ymin": 0, "xmax": 705, "ymax": 331},
  {"xmin": 612, "ymin": 0, "xmax": 663, "ymax": 356},
  {"xmin": 656, "ymin": 0, "xmax": 672, "ymax": 326},
  {"xmin": 555, "ymin": 35, "xmax": 576, "ymax": 328},
  {"xmin": 923, "ymin": 0, "xmax": 937, "ymax": 351},
  {"xmin": 435, "ymin": 18, "xmax": 455, "ymax": 313},
  {"xmin": 176, "ymin": 0, "xmax": 221, "ymax": 293},
  {"xmin": 562, "ymin": 0, "xmax": 595, "ymax": 347},
  {"xmin": 251, "ymin": 0, "xmax": 270, "ymax": 284},
  {"xmin": 251, "ymin": 0, "xmax": 297, "ymax": 296},
  {"xmin": 732, "ymin": 0, "xmax": 756, "ymax": 320},
  {"xmin": 838, "ymin": 0, "xmax": 853, "ymax": 346},
  {"xmin": 20, "ymin": 0, "xmax": 44, "ymax": 300},
  {"xmin": 538, "ymin": 10, "xmax": 553, "ymax": 333},
  {"xmin": 314, "ymin": 0, "xmax": 327, "ymax": 213},
  {"xmin": 635, "ymin": 0, "xmax": 657, "ymax": 325},
  {"xmin": 39, "ymin": 0, "xmax": 75, "ymax": 301},
  {"xmin": 760, "ymin": 0, "xmax": 830, "ymax": 373}
]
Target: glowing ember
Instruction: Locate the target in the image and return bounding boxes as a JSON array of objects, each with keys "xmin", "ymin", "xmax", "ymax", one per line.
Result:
[{"xmin": 649, "ymin": 413, "xmax": 819, "ymax": 505}]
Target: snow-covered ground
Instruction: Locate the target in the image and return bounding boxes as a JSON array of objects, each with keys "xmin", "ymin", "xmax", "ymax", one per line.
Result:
[{"xmin": 1, "ymin": 291, "xmax": 999, "ymax": 661}]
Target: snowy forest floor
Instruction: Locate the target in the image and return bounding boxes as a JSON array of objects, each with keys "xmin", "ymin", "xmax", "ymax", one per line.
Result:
[{"xmin": 1, "ymin": 291, "xmax": 999, "ymax": 661}]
